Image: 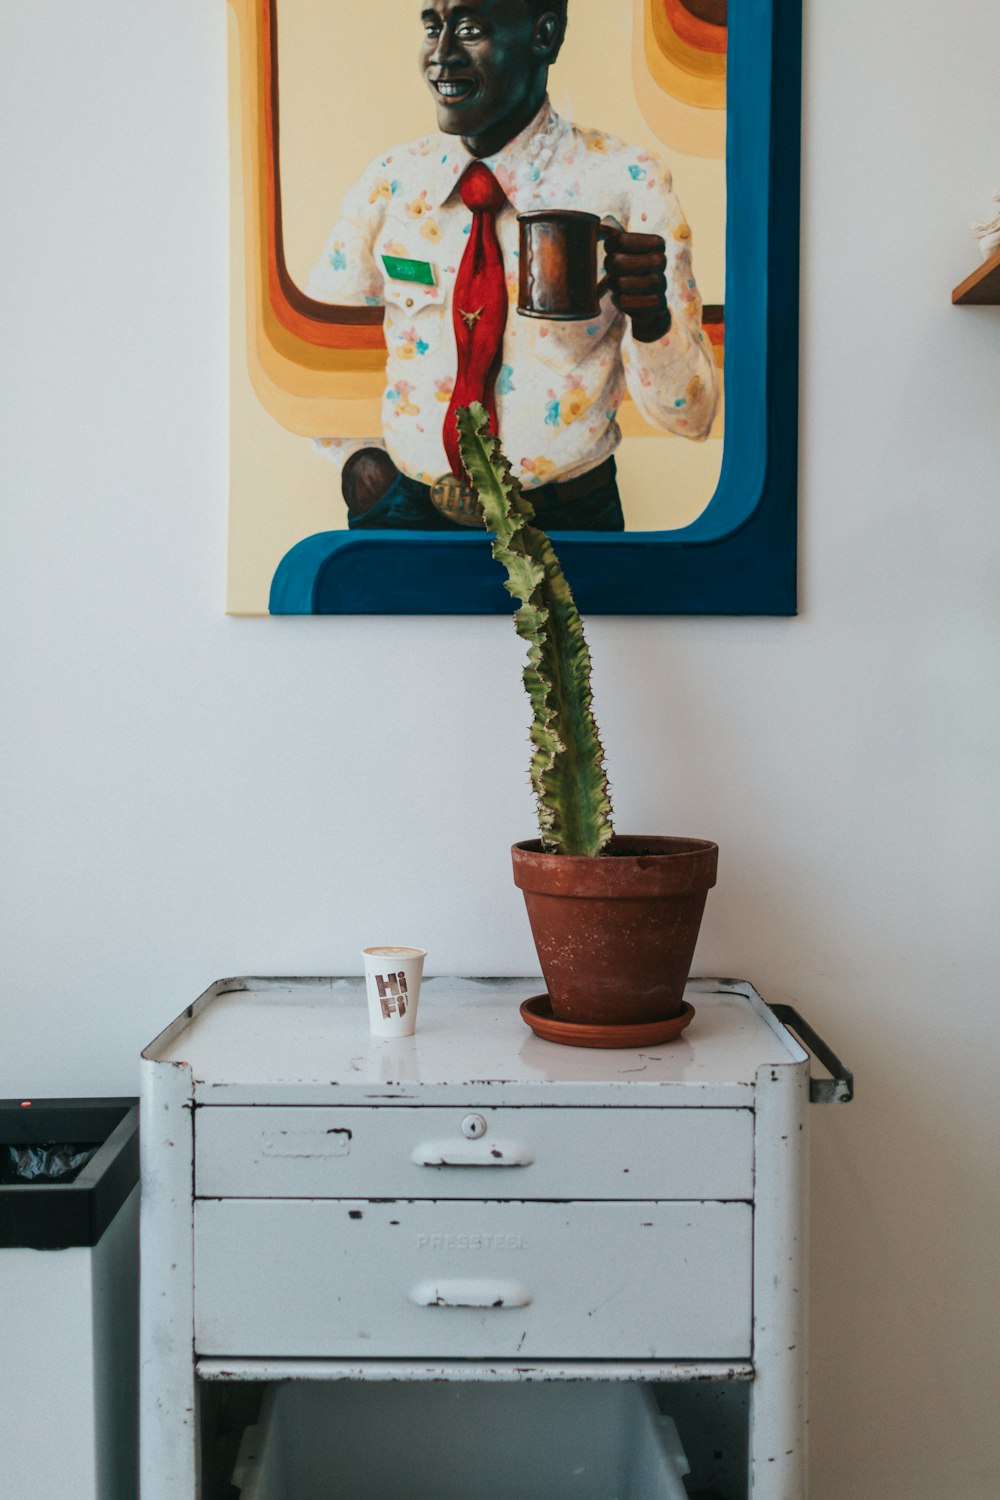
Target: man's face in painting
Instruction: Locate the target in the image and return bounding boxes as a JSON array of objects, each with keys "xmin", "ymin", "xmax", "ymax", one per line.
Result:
[{"xmin": 420, "ymin": 0, "xmax": 562, "ymax": 157}]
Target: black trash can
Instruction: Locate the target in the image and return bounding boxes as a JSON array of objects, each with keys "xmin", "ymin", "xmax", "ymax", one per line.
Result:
[{"xmin": 0, "ymin": 1098, "xmax": 139, "ymax": 1500}]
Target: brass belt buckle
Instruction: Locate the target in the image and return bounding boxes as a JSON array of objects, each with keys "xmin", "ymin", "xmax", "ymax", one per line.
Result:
[{"xmin": 430, "ymin": 473, "xmax": 485, "ymax": 527}]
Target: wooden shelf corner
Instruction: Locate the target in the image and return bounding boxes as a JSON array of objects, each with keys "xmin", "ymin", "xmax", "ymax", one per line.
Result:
[{"xmin": 953, "ymin": 245, "xmax": 1000, "ymax": 304}]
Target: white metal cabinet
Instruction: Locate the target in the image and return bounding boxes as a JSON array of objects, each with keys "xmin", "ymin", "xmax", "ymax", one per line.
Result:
[{"xmin": 140, "ymin": 976, "xmax": 828, "ymax": 1499}]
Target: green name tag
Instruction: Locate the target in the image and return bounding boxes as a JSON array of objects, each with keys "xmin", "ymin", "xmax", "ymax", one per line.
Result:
[{"xmin": 382, "ymin": 253, "xmax": 436, "ymax": 287}]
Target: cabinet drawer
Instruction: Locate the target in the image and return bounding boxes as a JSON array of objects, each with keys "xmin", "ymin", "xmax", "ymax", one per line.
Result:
[
  {"xmin": 195, "ymin": 1106, "xmax": 753, "ymax": 1201},
  {"xmin": 194, "ymin": 1199, "xmax": 752, "ymax": 1360}
]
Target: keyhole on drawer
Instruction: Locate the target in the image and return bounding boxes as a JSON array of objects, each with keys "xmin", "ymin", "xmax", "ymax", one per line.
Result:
[{"xmin": 462, "ymin": 1113, "xmax": 488, "ymax": 1139}]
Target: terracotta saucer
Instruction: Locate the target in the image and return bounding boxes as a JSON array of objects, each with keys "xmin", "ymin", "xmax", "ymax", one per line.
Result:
[{"xmin": 519, "ymin": 995, "xmax": 696, "ymax": 1049}]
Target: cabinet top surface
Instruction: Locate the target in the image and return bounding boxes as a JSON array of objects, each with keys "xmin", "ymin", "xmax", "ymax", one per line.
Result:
[{"xmin": 142, "ymin": 977, "xmax": 802, "ymax": 1105}]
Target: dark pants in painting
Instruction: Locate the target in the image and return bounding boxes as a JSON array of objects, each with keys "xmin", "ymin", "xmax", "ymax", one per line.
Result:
[{"xmin": 347, "ymin": 457, "xmax": 626, "ymax": 533}]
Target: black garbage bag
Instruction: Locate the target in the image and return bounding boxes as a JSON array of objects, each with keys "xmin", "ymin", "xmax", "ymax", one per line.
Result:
[{"xmin": 1, "ymin": 1142, "xmax": 100, "ymax": 1184}]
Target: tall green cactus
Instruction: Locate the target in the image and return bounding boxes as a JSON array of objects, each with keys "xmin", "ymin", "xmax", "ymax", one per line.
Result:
[{"xmin": 456, "ymin": 402, "xmax": 614, "ymax": 857}]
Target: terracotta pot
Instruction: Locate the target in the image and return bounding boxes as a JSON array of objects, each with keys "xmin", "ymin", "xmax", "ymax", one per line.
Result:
[{"xmin": 511, "ymin": 836, "xmax": 718, "ymax": 1027}]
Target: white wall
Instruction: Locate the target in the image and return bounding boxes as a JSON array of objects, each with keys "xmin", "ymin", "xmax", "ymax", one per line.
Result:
[{"xmin": 1, "ymin": 3, "xmax": 998, "ymax": 1495}]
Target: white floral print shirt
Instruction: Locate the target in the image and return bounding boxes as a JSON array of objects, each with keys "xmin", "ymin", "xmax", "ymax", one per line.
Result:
[{"xmin": 308, "ymin": 100, "xmax": 719, "ymax": 490}]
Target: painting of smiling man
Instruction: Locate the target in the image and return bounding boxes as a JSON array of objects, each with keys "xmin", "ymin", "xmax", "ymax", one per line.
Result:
[
  {"xmin": 306, "ymin": 0, "xmax": 719, "ymax": 533},
  {"xmin": 226, "ymin": 0, "xmax": 730, "ymax": 613}
]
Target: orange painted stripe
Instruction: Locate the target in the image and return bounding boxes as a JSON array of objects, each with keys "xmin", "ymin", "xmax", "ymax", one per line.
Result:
[
  {"xmin": 662, "ymin": 0, "xmax": 728, "ymax": 55},
  {"xmin": 645, "ymin": 0, "xmax": 726, "ymax": 109},
  {"xmin": 703, "ymin": 310, "xmax": 725, "ymax": 346}
]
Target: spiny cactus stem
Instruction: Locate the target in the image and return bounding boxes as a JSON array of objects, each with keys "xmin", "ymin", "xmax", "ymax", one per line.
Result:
[{"xmin": 456, "ymin": 403, "xmax": 614, "ymax": 858}]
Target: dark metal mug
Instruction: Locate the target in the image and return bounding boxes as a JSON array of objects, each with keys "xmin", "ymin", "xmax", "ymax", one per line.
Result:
[{"xmin": 517, "ymin": 210, "xmax": 620, "ymax": 322}]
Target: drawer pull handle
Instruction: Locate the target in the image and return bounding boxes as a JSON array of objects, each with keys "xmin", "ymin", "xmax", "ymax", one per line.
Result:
[
  {"xmin": 409, "ymin": 1279, "xmax": 532, "ymax": 1310},
  {"xmin": 412, "ymin": 1140, "xmax": 534, "ymax": 1168}
]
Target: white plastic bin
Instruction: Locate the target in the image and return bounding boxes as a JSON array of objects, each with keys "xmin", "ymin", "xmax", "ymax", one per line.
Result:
[{"xmin": 231, "ymin": 1381, "xmax": 689, "ymax": 1500}]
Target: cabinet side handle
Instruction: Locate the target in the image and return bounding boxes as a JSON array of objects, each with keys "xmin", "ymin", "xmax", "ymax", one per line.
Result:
[{"xmin": 768, "ymin": 1003, "xmax": 855, "ymax": 1102}]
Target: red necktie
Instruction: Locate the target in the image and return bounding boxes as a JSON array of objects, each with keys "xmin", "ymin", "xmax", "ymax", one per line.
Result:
[{"xmin": 444, "ymin": 162, "xmax": 509, "ymax": 478}]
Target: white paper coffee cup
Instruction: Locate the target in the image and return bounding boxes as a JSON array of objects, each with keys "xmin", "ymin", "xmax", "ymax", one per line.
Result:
[{"xmin": 362, "ymin": 947, "xmax": 426, "ymax": 1037}]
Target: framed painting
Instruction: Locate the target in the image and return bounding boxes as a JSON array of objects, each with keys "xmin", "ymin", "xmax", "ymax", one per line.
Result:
[{"xmin": 226, "ymin": 0, "xmax": 800, "ymax": 615}]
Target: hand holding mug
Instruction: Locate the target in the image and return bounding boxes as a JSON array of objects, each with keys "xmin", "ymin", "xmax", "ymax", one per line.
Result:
[{"xmin": 601, "ymin": 228, "xmax": 671, "ymax": 344}]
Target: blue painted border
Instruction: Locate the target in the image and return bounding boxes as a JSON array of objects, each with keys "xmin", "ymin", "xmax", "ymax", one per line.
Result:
[{"xmin": 270, "ymin": 0, "xmax": 800, "ymax": 616}]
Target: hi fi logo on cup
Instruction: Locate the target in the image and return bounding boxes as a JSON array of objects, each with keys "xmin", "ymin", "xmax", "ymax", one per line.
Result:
[{"xmin": 362, "ymin": 947, "xmax": 427, "ymax": 1037}]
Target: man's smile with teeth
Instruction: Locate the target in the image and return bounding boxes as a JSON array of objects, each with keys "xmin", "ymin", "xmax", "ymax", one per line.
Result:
[{"xmin": 435, "ymin": 79, "xmax": 475, "ymax": 99}]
